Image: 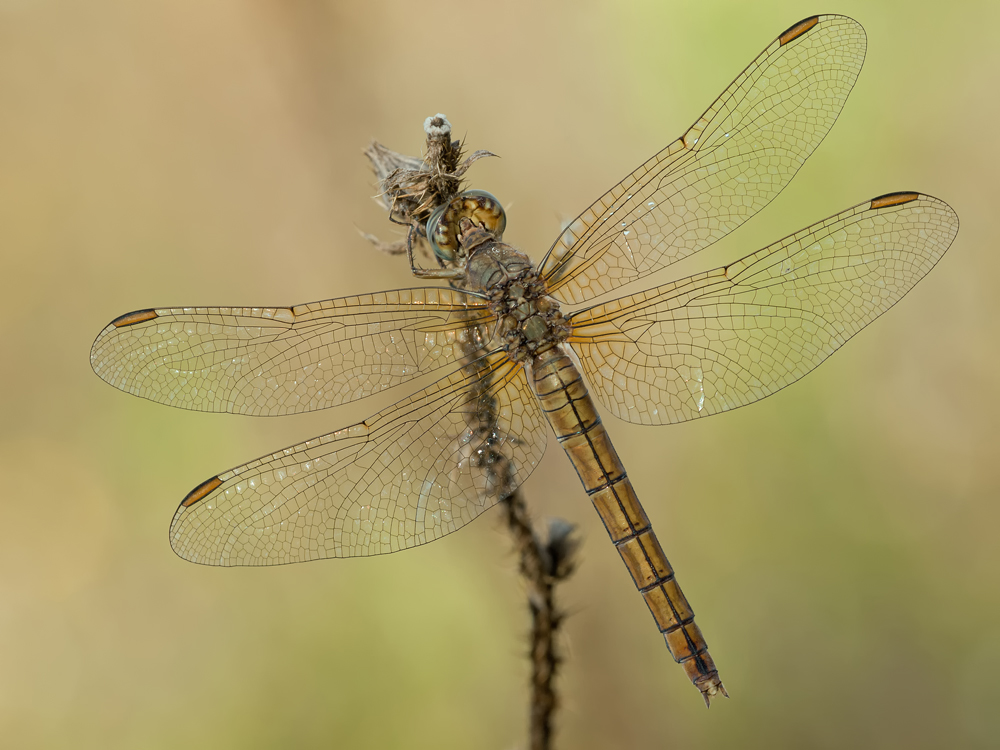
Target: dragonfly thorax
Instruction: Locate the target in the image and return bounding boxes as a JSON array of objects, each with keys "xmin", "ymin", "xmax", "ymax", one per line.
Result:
[
  {"xmin": 471, "ymin": 252, "xmax": 570, "ymax": 363},
  {"xmin": 450, "ymin": 208, "xmax": 569, "ymax": 360},
  {"xmin": 464, "ymin": 239, "xmax": 534, "ymax": 292}
]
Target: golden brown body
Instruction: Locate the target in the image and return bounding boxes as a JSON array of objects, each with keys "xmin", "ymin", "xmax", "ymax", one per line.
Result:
[
  {"xmin": 453, "ymin": 213, "xmax": 727, "ymax": 702},
  {"xmin": 530, "ymin": 345, "xmax": 726, "ymax": 704}
]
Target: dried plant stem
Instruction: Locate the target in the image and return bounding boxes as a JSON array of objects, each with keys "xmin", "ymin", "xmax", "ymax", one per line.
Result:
[
  {"xmin": 500, "ymin": 490, "xmax": 574, "ymax": 750},
  {"xmin": 365, "ymin": 115, "xmax": 578, "ymax": 750}
]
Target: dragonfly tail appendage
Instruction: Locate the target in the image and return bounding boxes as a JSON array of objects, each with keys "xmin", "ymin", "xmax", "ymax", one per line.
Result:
[{"xmin": 530, "ymin": 346, "xmax": 726, "ymax": 705}]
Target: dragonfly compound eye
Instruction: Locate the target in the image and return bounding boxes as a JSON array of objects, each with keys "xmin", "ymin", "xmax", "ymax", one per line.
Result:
[
  {"xmin": 427, "ymin": 190, "xmax": 506, "ymax": 262},
  {"xmin": 426, "ymin": 203, "xmax": 457, "ymax": 262}
]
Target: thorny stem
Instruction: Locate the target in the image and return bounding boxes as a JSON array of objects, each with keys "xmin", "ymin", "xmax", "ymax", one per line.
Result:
[
  {"xmin": 500, "ymin": 491, "xmax": 576, "ymax": 750},
  {"xmin": 364, "ymin": 115, "xmax": 578, "ymax": 750}
]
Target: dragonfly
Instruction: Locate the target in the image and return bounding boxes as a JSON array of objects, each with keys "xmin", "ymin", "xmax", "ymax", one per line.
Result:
[{"xmin": 91, "ymin": 14, "xmax": 958, "ymax": 705}]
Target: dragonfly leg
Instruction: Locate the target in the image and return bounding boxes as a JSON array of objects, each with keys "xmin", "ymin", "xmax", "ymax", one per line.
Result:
[{"xmin": 406, "ymin": 226, "xmax": 465, "ymax": 280}]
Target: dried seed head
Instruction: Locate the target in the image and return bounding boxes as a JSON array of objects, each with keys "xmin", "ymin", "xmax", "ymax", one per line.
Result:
[{"xmin": 363, "ymin": 115, "xmax": 498, "ymax": 239}]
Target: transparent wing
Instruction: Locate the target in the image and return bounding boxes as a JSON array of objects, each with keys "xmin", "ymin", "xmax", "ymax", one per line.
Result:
[
  {"xmin": 567, "ymin": 193, "xmax": 958, "ymax": 424},
  {"xmin": 91, "ymin": 288, "xmax": 494, "ymax": 415},
  {"xmin": 169, "ymin": 352, "xmax": 546, "ymax": 565},
  {"xmin": 540, "ymin": 14, "xmax": 866, "ymax": 304}
]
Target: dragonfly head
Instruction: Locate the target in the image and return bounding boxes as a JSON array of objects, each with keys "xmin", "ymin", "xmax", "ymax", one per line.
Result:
[{"xmin": 427, "ymin": 190, "xmax": 506, "ymax": 264}]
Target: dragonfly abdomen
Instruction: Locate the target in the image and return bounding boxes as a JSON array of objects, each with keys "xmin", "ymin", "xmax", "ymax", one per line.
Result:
[{"xmin": 530, "ymin": 345, "xmax": 727, "ymax": 705}]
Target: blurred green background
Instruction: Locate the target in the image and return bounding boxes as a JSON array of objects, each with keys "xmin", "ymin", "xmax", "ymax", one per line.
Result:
[{"xmin": 1, "ymin": 0, "xmax": 996, "ymax": 747}]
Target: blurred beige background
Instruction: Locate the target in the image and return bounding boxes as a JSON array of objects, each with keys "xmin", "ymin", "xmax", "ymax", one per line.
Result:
[{"xmin": 1, "ymin": 1, "xmax": 996, "ymax": 748}]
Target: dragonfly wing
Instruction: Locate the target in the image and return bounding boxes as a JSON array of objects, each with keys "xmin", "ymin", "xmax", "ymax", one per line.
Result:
[
  {"xmin": 91, "ymin": 288, "xmax": 493, "ymax": 415},
  {"xmin": 169, "ymin": 352, "xmax": 547, "ymax": 565},
  {"xmin": 540, "ymin": 14, "xmax": 866, "ymax": 304},
  {"xmin": 568, "ymin": 193, "xmax": 959, "ymax": 425}
]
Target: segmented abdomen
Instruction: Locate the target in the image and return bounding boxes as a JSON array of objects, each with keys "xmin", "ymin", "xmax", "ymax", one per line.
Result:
[{"xmin": 529, "ymin": 345, "xmax": 726, "ymax": 705}]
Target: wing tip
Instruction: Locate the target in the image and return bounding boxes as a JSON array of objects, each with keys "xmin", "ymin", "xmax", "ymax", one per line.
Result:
[
  {"xmin": 869, "ymin": 191, "xmax": 960, "ymax": 234},
  {"xmin": 778, "ymin": 15, "xmax": 866, "ymax": 49}
]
